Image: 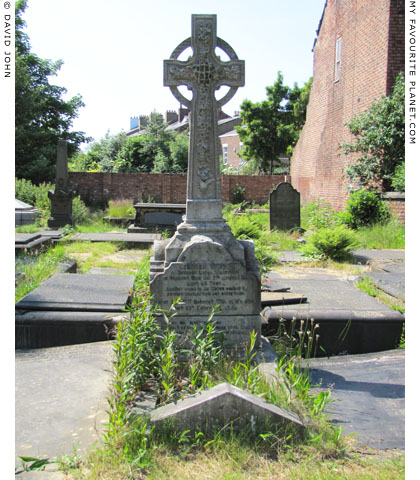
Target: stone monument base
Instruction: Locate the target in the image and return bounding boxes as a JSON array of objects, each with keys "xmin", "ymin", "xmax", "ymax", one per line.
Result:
[
  {"xmin": 150, "ymin": 226, "xmax": 261, "ymax": 352},
  {"xmin": 47, "ymin": 214, "xmax": 74, "ymax": 228}
]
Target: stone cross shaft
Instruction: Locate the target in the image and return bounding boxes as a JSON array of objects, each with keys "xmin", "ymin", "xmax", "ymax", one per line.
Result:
[{"xmin": 164, "ymin": 15, "xmax": 244, "ymax": 223}]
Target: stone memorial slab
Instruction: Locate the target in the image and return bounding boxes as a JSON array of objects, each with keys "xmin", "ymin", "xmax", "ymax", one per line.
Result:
[
  {"xmin": 150, "ymin": 15, "xmax": 261, "ymax": 352},
  {"xmin": 15, "ymin": 273, "xmax": 134, "ymax": 312},
  {"xmin": 270, "ymin": 182, "xmax": 300, "ymax": 231},
  {"xmin": 15, "ymin": 233, "xmax": 42, "ymax": 245},
  {"xmin": 150, "ymin": 382, "xmax": 304, "ymax": 436},
  {"xmin": 15, "ymin": 198, "xmax": 38, "ymax": 226}
]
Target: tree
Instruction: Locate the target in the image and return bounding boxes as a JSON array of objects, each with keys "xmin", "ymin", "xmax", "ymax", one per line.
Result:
[
  {"xmin": 69, "ymin": 131, "xmax": 128, "ymax": 172},
  {"xmin": 235, "ymin": 72, "xmax": 311, "ymax": 174},
  {"xmin": 15, "ymin": 0, "xmax": 90, "ymax": 184},
  {"xmin": 340, "ymin": 73, "xmax": 405, "ymax": 191}
]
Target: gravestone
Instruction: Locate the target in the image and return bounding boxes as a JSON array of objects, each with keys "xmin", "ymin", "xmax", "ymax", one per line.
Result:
[
  {"xmin": 48, "ymin": 140, "xmax": 76, "ymax": 228},
  {"xmin": 150, "ymin": 382, "xmax": 304, "ymax": 436},
  {"xmin": 150, "ymin": 15, "xmax": 261, "ymax": 351},
  {"xmin": 269, "ymin": 182, "xmax": 300, "ymax": 231}
]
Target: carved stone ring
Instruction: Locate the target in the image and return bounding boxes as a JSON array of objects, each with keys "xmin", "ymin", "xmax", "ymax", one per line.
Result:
[{"xmin": 167, "ymin": 37, "xmax": 242, "ymax": 109}]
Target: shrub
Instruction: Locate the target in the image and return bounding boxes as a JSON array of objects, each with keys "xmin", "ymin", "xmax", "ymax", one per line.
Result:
[
  {"xmin": 299, "ymin": 225, "xmax": 359, "ymax": 261},
  {"xmin": 72, "ymin": 196, "xmax": 89, "ymax": 223},
  {"xmin": 391, "ymin": 162, "xmax": 405, "ymax": 192},
  {"xmin": 228, "ymin": 214, "xmax": 261, "ymax": 240},
  {"xmin": 231, "ymin": 184, "xmax": 246, "ymax": 204},
  {"xmin": 301, "ymin": 200, "xmax": 335, "ymax": 230},
  {"xmin": 345, "ymin": 189, "xmax": 391, "ymax": 228}
]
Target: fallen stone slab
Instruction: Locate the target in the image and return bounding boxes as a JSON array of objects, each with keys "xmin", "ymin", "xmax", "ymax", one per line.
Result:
[
  {"xmin": 15, "ymin": 273, "xmax": 134, "ymax": 312},
  {"xmin": 307, "ymin": 349, "xmax": 404, "ymax": 449},
  {"xmin": 150, "ymin": 382, "xmax": 304, "ymax": 437}
]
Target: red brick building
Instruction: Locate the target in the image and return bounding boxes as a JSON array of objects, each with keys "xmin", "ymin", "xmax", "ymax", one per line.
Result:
[{"xmin": 290, "ymin": 0, "xmax": 405, "ymax": 210}]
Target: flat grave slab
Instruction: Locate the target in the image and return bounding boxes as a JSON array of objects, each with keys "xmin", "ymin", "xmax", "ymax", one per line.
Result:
[
  {"xmin": 15, "ymin": 233, "xmax": 42, "ymax": 245},
  {"xmin": 261, "ymin": 270, "xmax": 404, "ymax": 355},
  {"xmin": 308, "ymin": 349, "xmax": 404, "ymax": 449},
  {"xmin": 261, "ymin": 291, "xmax": 307, "ymax": 307},
  {"xmin": 15, "ymin": 273, "xmax": 134, "ymax": 312},
  {"xmin": 69, "ymin": 232, "xmax": 161, "ymax": 244},
  {"xmin": 15, "ymin": 341, "xmax": 113, "ymax": 468}
]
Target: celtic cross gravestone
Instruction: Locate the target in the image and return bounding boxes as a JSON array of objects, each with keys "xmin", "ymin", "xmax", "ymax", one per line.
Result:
[
  {"xmin": 164, "ymin": 14, "xmax": 244, "ymax": 223},
  {"xmin": 150, "ymin": 15, "xmax": 261, "ymax": 351}
]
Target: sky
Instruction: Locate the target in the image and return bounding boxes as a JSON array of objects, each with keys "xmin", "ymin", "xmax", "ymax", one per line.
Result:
[{"xmin": 19, "ymin": 0, "xmax": 327, "ymax": 145}]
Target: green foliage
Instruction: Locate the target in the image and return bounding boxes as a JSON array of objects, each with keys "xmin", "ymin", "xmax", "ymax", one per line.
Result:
[
  {"xmin": 231, "ymin": 184, "xmax": 246, "ymax": 204},
  {"xmin": 72, "ymin": 196, "xmax": 89, "ymax": 223},
  {"xmin": 15, "ymin": 177, "xmax": 52, "ymax": 225},
  {"xmin": 301, "ymin": 200, "xmax": 336, "ymax": 230},
  {"xmin": 391, "ymin": 162, "xmax": 405, "ymax": 192},
  {"xmin": 236, "ymin": 72, "xmax": 311, "ymax": 173},
  {"xmin": 341, "ymin": 73, "xmax": 404, "ymax": 191},
  {"xmin": 345, "ymin": 189, "xmax": 391, "ymax": 228},
  {"xmin": 15, "ymin": 0, "xmax": 90, "ymax": 184},
  {"xmin": 106, "ymin": 199, "xmax": 135, "ymax": 218},
  {"xmin": 15, "ymin": 177, "xmax": 88, "ymax": 226},
  {"xmin": 355, "ymin": 217, "xmax": 405, "ymax": 249},
  {"xmin": 15, "ymin": 244, "xmax": 66, "ymax": 302},
  {"xmin": 69, "ymin": 131, "xmax": 127, "ymax": 172},
  {"xmin": 227, "ymin": 214, "xmax": 261, "ymax": 240},
  {"xmin": 299, "ymin": 225, "xmax": 359, "ymax": 261}
]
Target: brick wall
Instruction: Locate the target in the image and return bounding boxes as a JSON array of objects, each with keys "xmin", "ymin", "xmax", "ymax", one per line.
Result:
[
  {"xmin": 68, "ymin": 172, "xmax": 290, "ymax": 206},
  {"xmin": 382, "ymin": 192, "xmax": 405, "ymax": 224},
  {"xmin": 290, "ymin": 0, "xmax": 405, "ymax": 211}
]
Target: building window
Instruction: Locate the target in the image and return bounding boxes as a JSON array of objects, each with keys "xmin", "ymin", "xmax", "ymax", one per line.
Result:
[
  {"xmin": 335, "ymin": 37, "xmax": 342, "ymax": 82},
  {"xmin": 223, "ymin": 145, "xmax": 228, "ymax": 165}
]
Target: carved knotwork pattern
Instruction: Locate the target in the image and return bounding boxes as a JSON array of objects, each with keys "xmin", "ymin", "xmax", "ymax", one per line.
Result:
[{"xmin": 164, "ymin": 16, "xmax": 244, "ymax": 196}]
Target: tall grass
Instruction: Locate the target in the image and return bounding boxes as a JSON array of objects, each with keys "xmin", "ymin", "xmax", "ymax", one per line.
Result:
[
  {"xmin": 15, "ymin": 245, "xmax": 66, "ymax": 302},
  {"xmin": 355, "ymin": 217, "xmax": 405, "ymax": 249},
  {"xmin": 107, "ymin": 199, "xmax": 135, "ymax": 218}
]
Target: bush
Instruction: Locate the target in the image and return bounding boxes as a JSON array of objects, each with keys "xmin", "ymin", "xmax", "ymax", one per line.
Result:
[
  {"xmin": 301, "ymin": 200, "xmax": 335, "ymax": 230},
  {"xmin": 345, "ymin": 189, "xmax": 391, "ymax": 228},
  {"xmin": 231, "ymin": 184, "xmax": 246, "ymax": 204},
  {"xmin": 228, "ymin": 214, "xmax": 261, "ymax": 240},
  {"xmin": 72, "ymin": 196, "xmax": 89, "ymax": 223},
  {"xmin": 391, "ymin": 162, "xmax": 405, "ymax": 192},
  {"xmin": 299, "ymin": 225, "xmax": 359, "ymax": 261}
]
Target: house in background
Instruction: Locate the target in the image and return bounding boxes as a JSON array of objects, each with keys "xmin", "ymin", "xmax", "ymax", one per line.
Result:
[
  {"xmin": 290, "ymin": 0, "xmax": 404, "ymax": 210},
  {"xmin": 127, "ymin": 106, "xmax": 242, "ymax": 167}
]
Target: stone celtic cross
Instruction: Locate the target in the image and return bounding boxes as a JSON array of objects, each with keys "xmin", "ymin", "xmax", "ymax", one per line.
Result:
[{"xmin": 164, "ymin": 15, "xmax": 244, "ymax": 224}]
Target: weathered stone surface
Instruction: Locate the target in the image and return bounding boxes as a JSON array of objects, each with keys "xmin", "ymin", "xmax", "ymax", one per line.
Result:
[
  {"xmin": 270, "ymin": 182, "xmax": 300, "ymax": 231},
  {"xmin": 150, "ymin": 382, "xmax": 304, "ymax": 436},
  {"xmin": 151, "ymin": 15, "xmax": 260, "ymax": 351},
  {"xmin": 15, "ymin": 199, "xmax": 38, "ymax": 226},
  {"xmin": 15, "ymin": 273, "xmax": 134, "ymax": 312},
  {"xmin": 48, "ymin": 140, "xmax": 76, "ymax": 228}
]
